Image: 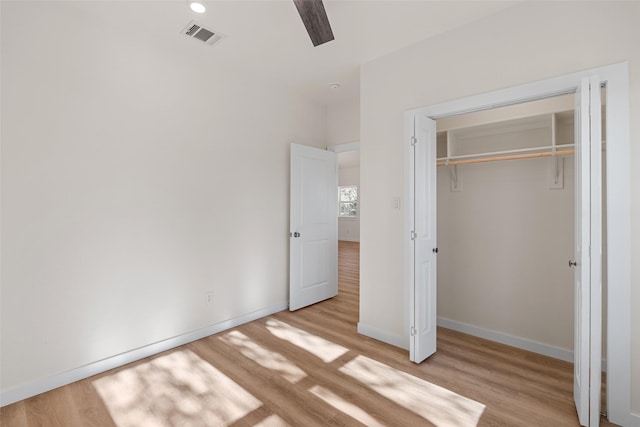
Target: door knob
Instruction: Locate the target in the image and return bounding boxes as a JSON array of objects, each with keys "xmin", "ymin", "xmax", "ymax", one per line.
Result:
[
  {"xmin": 432, "ymin": 248, "xmax": 439, "ymax": 253},
  {"xmin": 569, "ymin": 260, "xmax": 577, "ymax": 267},
  {"xmin": 293, "ymin": 232, "xmax": 301, "ymax": 238}
]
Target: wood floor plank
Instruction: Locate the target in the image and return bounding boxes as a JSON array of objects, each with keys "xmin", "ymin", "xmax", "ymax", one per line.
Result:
[
  {"xmin": 228, "ymin": 323, "xmax": 433, "ymax": 426},
  {"xmin": 188, "ymin": 338, "xmax": 342, "ymax": 426},
  {"xmin": 23, "ymin": 386, "xmax": 82, "ymax": 427},
  {"xmin": 0, "ymin": 241, "xmax": 618, "ymax": 426},
  {"xmin": 0, "ymin": 401, "xmax": 27, "ymax": 426},
  {"xmin": 67, "ymin": 376, "xmax": 117, "ymax": 427}
]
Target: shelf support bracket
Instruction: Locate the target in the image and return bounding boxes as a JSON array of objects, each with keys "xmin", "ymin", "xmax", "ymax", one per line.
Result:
[
  {"xmin": 548, "ymin": 155, "xmax": 564, "ymax": 190},
  {"xmin": 450, "ymin": 164, "xmax": 462, "ymax": 192}
]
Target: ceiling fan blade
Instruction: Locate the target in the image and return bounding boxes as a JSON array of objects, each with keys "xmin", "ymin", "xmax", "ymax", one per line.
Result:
[{"xmin": 292, "ymin": 0, "xmax": 334, "ymax": 47}]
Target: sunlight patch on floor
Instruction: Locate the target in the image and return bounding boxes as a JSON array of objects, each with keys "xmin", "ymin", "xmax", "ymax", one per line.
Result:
[
  {"xmin": 219, "ymin": 330, "xmax": 307, "ymax": 383},
  {"xmin": 254, "ymin": 414, "xmax": 289, "ymax": 426},
  {"xmin": 310, "ymin": 385, "xmax": 386, "ymax": 427},
  {"xmin": 265, "ymin": 318, "xmax": 348, "ymax": 363},
  {"xmin": 340, "ymin": 355, "xmax": 485, "ymax": 427},
  {"xmin": 93, "ymin": 349, "xmax": 262, "ymax": 427}
]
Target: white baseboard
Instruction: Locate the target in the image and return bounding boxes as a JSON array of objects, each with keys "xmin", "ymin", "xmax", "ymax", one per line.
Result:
[
  {"xmin": 0, "ymin": 302, "xmax": 288, "ymax": 407},
  {"xmin": 629, "ymin": 412, "xmax": 640, "ymax": 427},
  {"xmin": 357, "ymin": 322, "xmax": 408, "ymax": 350},
  {"xmin": 338, "ymin": 237, "xmax": 360, "ymax": 242},
  {"xmin": 437, "ymin": 317, "xmax": 574, "ymax": 363}
]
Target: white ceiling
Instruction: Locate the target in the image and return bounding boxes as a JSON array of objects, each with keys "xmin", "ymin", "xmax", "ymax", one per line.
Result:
[{"xmin": 57, "ymin": 0, "xmax": 518, "ymax": 107}]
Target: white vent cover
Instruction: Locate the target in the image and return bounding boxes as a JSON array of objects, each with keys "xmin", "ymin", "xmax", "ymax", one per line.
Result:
[{"xmin": 180, "ymin": 21, "xmax": 224, "ymax": 46}]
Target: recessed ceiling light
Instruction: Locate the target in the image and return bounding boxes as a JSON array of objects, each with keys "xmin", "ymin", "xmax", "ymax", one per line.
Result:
[
  {"xmin": 329, "ymin": 83, "xmax": 340, "ymax": 89},
  {"xmin": 188, "ymin": 0, "xmax": 206, "ymax": 14}
]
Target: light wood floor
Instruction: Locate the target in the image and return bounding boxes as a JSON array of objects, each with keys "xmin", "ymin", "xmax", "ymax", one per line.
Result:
[{"xmin": 1, "ymin": 241, "xmax": 617, "ymax": 426}]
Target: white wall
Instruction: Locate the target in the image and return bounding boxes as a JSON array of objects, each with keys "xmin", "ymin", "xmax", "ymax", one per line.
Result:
[
  {"xmin": 327, "ymin": 100, "xmax": 360, "ymax": 146},
  {"xmin": 0, "ymin": 2, "xmax": 326, "ymax": 394},
  {"xmin": 339, "ymin": 166, "xmax": 360, "ymax": 242},
  {"xmin": 359, "ymin": 0, "xmax": 640, "ymax": 418}
]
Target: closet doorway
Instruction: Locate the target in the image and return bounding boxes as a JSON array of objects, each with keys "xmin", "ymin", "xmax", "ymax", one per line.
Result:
[
  {"xmin": 404, "ymin": 63, "xmax": 630, "ymax": 426},
  {"xmin": 434, "ymin": 91, "xmax": 608, "ymax": 423},
  {"xmin": 435, "ymin": 92, "xmax": 587, "ymax": 366}
]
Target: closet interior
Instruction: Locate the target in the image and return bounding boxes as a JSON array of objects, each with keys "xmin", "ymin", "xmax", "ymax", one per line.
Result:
[{"xmin": 435, "ymin": 92, "xmax": 607, "ymax": 368}]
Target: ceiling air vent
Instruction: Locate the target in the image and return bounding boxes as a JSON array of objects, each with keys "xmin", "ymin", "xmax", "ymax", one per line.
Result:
[{"xmin": 180, "ymin": 21, "xmax": 224, "ymax": 46}]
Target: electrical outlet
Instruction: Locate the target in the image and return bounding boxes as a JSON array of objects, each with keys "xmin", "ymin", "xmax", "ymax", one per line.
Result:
[{"xmin": 205, "ymin": 291, "xmax": 213, "ymax": 304}]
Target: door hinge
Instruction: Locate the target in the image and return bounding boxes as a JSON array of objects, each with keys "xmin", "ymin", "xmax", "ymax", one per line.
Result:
[
  {"xmin": 410, "ymin": 136, "xmax": 417, "ymax": 146},
  {"xmin": 410, "ymin": 230, "xmax": 417, "ymax": 240},
  {"xmin": 410, "ymin": 326, "xmax": 417, "ymax": 336}
]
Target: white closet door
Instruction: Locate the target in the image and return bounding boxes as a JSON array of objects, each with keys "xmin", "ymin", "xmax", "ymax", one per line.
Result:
[
  {"xmin": 588, "ymin": 75, "xmax": 602, "ymax": 427},
  {"xmin": 573, "ymin": 76, "xmax": 591, "ymax": 427},
  {"xmin": 410, "ymin": 114, "xmax": 437, "ymax": 363},
  {"xmin": 573, "ymin": 76, "xmax": 602, "ymax": 427}
]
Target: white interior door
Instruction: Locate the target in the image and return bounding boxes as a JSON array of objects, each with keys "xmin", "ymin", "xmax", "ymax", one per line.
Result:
[
  {"xmin": 588, "ymin": 75, "xmax": 602, "ymax": 427},
  {"xmin": 409, "ymin": 114, "xmax": 437, "ymax": 363},
  {"xmin": 573, "ymin": 76, "xmax": 602, "ymax": 427},
  {"xmin": 574, "ymin": 76, "xmax": 591, "ymax": 427},
  {"xmin": 289, "ymin": 143, "xmax": 338, "ymax": 311}
]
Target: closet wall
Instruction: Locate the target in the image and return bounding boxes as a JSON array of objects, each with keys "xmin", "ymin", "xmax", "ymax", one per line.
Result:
[{"xmin": 436, "ymin": 97, "xmax": 579, "ymax": 359}]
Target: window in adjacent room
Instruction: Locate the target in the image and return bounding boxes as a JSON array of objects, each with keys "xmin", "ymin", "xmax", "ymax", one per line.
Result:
[{"xmin": 338, "ymin": 185, "xmax": 358, "ymax": 217}]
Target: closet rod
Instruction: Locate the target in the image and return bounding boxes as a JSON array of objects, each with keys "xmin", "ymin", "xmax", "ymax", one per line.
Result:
[{"xmin": 436, "ymin": 149, "xmax": 574, "ymax": 167}]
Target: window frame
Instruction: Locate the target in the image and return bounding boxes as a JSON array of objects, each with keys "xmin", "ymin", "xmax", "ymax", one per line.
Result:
[{"xmin": 338, "ymin": 185, "xmax": 358, "ymax": 218}]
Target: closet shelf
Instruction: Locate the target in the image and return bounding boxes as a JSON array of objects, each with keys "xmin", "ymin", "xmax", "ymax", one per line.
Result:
[{"xmin": 436, "ymin": 144, "xmax": 575, "ymax": 167}]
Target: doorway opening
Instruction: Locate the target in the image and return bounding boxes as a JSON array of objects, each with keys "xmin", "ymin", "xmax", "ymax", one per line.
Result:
[
  {"xmin": 404, "ymin": 63, "xmax": 630, "ymax": 425},
  {"xmin": 335, "ymin": 143, "xmax": 361, "ymax": 325},
  {"xmin": 433, "ymin": 91, "xmax": 608, "ymax": 414}
]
